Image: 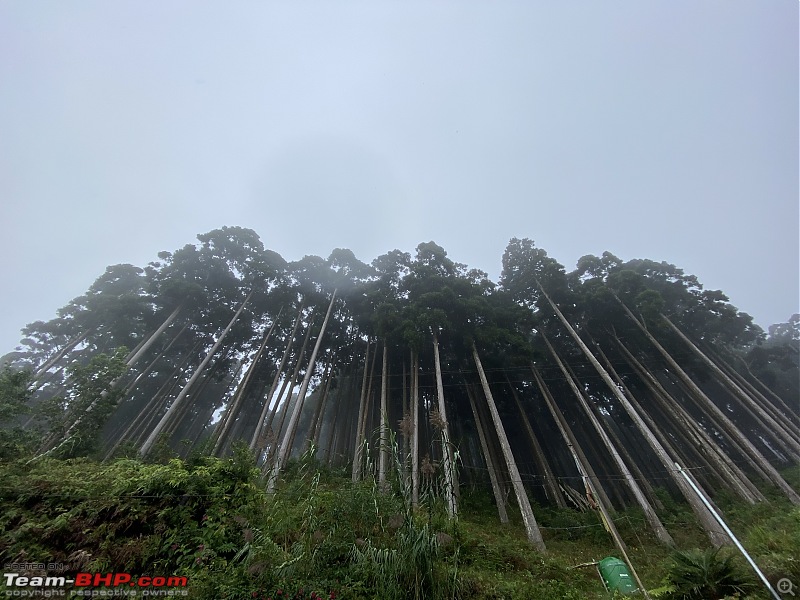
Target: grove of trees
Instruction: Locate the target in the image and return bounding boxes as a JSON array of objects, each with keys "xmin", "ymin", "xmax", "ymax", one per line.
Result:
[{"xmin": 2, "ymin": 226, "xmax": 798, "ymax": 553}]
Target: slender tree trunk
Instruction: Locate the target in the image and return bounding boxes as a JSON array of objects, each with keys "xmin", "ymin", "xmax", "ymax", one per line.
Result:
[
  {"xmin": 712, "ymin": 346, "xmax": 800, "ymax": 433},
  {"xmin": 565, "ymin": 358, "xmax": 664, "ymax": 510},
  {"xmin": 616, "ymin": 338, "xmax": 766, "ymax": 503},
  {"xmin": 593, "ymin": 341, "xmax": 718, "ymax": 491},
  {"xmin": 352, "ymin": 341, "xmax": 372, "ymax": 481},
  {"xmin": 378, "ymin": 343, "xmax": 389, "ymax": 487},
  {"xmin": 433, "ymin": 332, "xmax": 458, "ymax": 519},
  {"xmin": 263, "ymin": 315, "xmax": 317, "ymax": 467},
  {"xmin": 662, "ymin": 314, "xmax": 800, "ymax": 453},
  {"xmin": 281, "ymin": 297, "xmax": 336, "ymax": 459},
  {"xmin": 583, "ymin": 339, "xmax": 740, "ymax": 545},
  {"xmin": 324, "ymin": 378, "xmax": 344, "ymax": 463},
  {"xmin": 124, "ymin": 323, "xmax": 189, "ymax": 395},
  {"xmin": 127, "ymin": 305, "xmax": 182, "ymax": 367},
  {"xmin": 212, "ymin": 313, "xmax": 280, "ymax": 454},
  {"xmin": 531, "ymin": 364, "xmax": 615, "ymax": 511},
  {"xmin": 732, "ymin": 352, "xmax": 800, "ymax": 423},
  {"xmin": 614, "ymin": 296, "xmax": 800, "ymax": 504},
  {"xmin": 103, "ymin": 323, "xmax": 189, "ymax": 449},
  {"xmin": 250, "ymin": 305, "xmax": 306, "ymax": 450},
  {"xmin": 128, "ymin": 355, "xmax": 195, "ymax": 448},
  {"xmin": 49, "ymin": 309, "xmax": 185, "ymax": 453},
  {"xmin": 363, "ymin": 342, "xmax": 381, "ymax": 476},
  {"xmin": 506, "ymin": 376, "xmax": 566, "ymax": 509},
  {"xmin": 473, "ymin": 342, "xmax": 545, "ymax": 550},
  {"xmin": 531, "ymin": 360, "xmax": 651, "ymax": 593},
  {"xmin": 308, "ymin": 360, "xmax": 333, "ymax": 451},
  {"xmin": 270, "ymin": 291, "xmax": 337, "ymax": 488},
  {"xmin": 542, "ymin": 334, "xmax": 675, "ymax": 546},
  {"xmin": 168, "ymin": 347, "xmax": 238, "ymax": 442},
  {"xmin": 33, "ymin": 330, "xmax": 90, "ymax": 381},
  {"xmin": 402, "ymin": 360, "xmax": 408, "ymax": 462},
  {"xmin": 139, "ymin": 292, "xmax": 252, "ymax": 457},
  {"xmin": 117, "ymin": 338, "xmax": 204, "ymax": 452},
  {"xmin": 195, "ymin": 357, "xmax": 246, "ymax": 446},
  {"xmin": 466, "ymin": 382, "xmax": 509, "ymax": 523},
  {"xmin": 411, "ymin": 349, "xmax": 420, "ymax": 507}
]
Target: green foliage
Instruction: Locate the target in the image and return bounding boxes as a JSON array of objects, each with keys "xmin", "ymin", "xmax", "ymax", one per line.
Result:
[
  {"xmin": 0, "ymin": 366, "xmax": 37, "ymax": 460},
  {"xmin": 44, "ymin": 347, "xmax": 129, "ymax": 459},
  {"xmin": 661, "ymin": 548, "xmax": 756, "ymax": 600},
  {"xmin": 3, "ymin": 453, "xmax": 797, "ymax": 599},
  {"xmin": 0, "ymin": 365, "xmax": 32, "ymax": 421}
]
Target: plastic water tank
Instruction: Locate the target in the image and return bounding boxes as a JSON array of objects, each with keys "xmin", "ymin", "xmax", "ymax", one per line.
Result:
[{"xmin": 598, "ymin": 556, "xmax": 638, "ymax": 595}]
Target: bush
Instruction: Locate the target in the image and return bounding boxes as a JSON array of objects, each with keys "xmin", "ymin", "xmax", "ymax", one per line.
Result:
[{"xmin": 661, "ymin": 548, "xmax": 756, "ymax": 600}]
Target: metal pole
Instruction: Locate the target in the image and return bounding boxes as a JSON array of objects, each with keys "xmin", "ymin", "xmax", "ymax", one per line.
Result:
[{"xmin": 675, "ymin": 463, "xmax": 781, "ymax": 600}]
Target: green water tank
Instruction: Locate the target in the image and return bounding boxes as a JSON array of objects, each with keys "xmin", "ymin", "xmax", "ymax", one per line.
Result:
[{"xmin": 598, "ymin": 556, "xmax": 638, "ymax": 595}]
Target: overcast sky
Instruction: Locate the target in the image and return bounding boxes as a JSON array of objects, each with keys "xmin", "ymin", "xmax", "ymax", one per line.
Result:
[{"xmin": 1, "ymin": 1, "xmax": 797, "ymax": 352}]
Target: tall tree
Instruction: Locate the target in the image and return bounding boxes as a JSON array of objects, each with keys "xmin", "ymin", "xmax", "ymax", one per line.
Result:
[
  {"xmin": 473, "ymin": 342, "xmax": 546, "ymax": 551},
  {"xmin": 432, "ymin": 331, "xmax": 457, "ymax": 518}
]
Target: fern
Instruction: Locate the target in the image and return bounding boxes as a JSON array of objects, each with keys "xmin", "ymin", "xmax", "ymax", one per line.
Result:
[{"xmin": 662, "ymin": 548, "xmax": 755, "ymax": 600}]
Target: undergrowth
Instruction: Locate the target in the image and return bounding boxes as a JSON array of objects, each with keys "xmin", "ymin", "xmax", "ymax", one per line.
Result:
[{"xmin": 0, "ymin": 447, "xmax": 797, "ymax": 599}]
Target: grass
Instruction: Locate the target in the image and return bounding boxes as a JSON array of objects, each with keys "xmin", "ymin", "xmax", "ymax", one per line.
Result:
[{"xmin": 0, "ymin": 449, "xmax": 797, "ymax": 599}]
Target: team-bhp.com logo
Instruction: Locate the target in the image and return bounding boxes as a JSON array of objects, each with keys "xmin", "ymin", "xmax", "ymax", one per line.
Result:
[{"xmin": 3, "ymin": 572, "xmax": 188, "ymax": 597}]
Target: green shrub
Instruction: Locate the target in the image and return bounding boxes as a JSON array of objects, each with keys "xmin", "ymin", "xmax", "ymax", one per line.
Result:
[{"xmin": 661, "ymin": 548, "xmax": 756, "ymax": 600}]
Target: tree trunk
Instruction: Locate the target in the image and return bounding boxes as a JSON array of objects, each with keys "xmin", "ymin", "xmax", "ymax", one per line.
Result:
[
  {"xmin": 59, "ymin": 320, "xmax": 189, "ymax": 454},
  {"xmin": 126, "ymin": 305, "xmax": 183, "ymax": 367},
  {"xmin": 212, "ymin": 312, "xmax": 281, "ymax": 455},
  {"xmin": 263, "ymin": 312, "xmax": 318, "ymax": 468},
  {"xmin": 308, "ymin": 360, "xmax": 334, "ymax": 451},
  {"xmin": 379, "ymin": 343, "xmax": 389, "ymax": 487},
  {"xmin": 466, "ymin": 382, "xmax": 509, "ymax": 523},
  {"xmin": 586, "ymin": 339, "xmax": 741, "ymax": 545},
  {"xmin": 250, "ymin": 304, "xmax": 306, "ymax": 451},
  {"xmin": 139, "ymin": 292, "xmax": 253, "ymax": 457},
  {"xmin": 531, "ymin": 363, "xmax": 614, "ymax": 510},
  {"xmin": 128, "ymin": 353, "xmax": 197, "ymax": 447},
  {"xmin": 402, "ymin": 360, "xmax": 408, "ymax": 463},
  {"xmin": 270, "ymin": 290, "xmax": 338, "ymax": 488},
  {"xmin": 661, "ymin": 314, "xmax": 800, "ymax": 454},
  {"xmin": 433, "ymin": 332, "xmax": 458, "ymax": 519},
  {"xmin": 42, "ymin": 308, "xmax": 184, "ymax": 452},
  {"xmin": 112, "ymin": 337, "xmax": 204, "ymax": 455},
  {"xmin": 732, "ymin": 352, "xmax": 800, "ymax": 424},
  {"xmin": 614, "ymin": 295, "xmax": 800, "ymax": 505},
  {"xmin": 168, "ymin": 347, "xmax": 238, "ymax": 442},
  {"xmin": 506, "ymin": 376, "xmax": 566, "ymax": 509},
  {"xmin": 102, "ymin": 324, "xmax": 189, "ymax": 449},
  {"xmin": 352, "ymin": 341, "xmax": 373, "ymax": 481},
  {"xmin": 531, "ymin": 359, "xmax": 651, "ymax": 593},
  {"xmin": 592, "ymin": 341, "xmax": 717, "ymax": 491},
  {"xmin": 541, "ymin": 333, "xmax": 675, "ymax": 546},
  {"xmin": 473, "ymin": 342, "xmax": 545, "ymax": 550},
  {"xmin": 324, "ymin": 376, "xmax": 344, "ymax": 464},
  {"xmin": 124, "ymin": 323, "xmax": 189, "ymax": 396},
  {"xmin": 33, "ymin": 330, "xmax": 90, "ymax": 382},
  {"xmin": 411, "ymin": 349, "xmax": 420, "ymax": 507},
  {"xmin": 616, "ymin": 338, "xmax": 766, "ymax": 503},
  {"xmin": 711, "ymin": 345, "xmax": 800, "ymax": 434}
]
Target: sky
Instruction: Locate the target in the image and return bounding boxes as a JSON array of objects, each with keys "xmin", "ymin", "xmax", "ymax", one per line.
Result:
[{"xmin": 1, "ymin": 1, "xmax": 797, "ymax": 352}]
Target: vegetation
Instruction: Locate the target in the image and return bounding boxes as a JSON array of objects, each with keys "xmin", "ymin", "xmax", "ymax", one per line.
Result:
[
  {"xmin": 0, "ymin": 449, "xmax": 797, "ymax": 598},
  {"xmin": 0, "ymin": 227, "xmax": 797, "ymax": 597}
]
